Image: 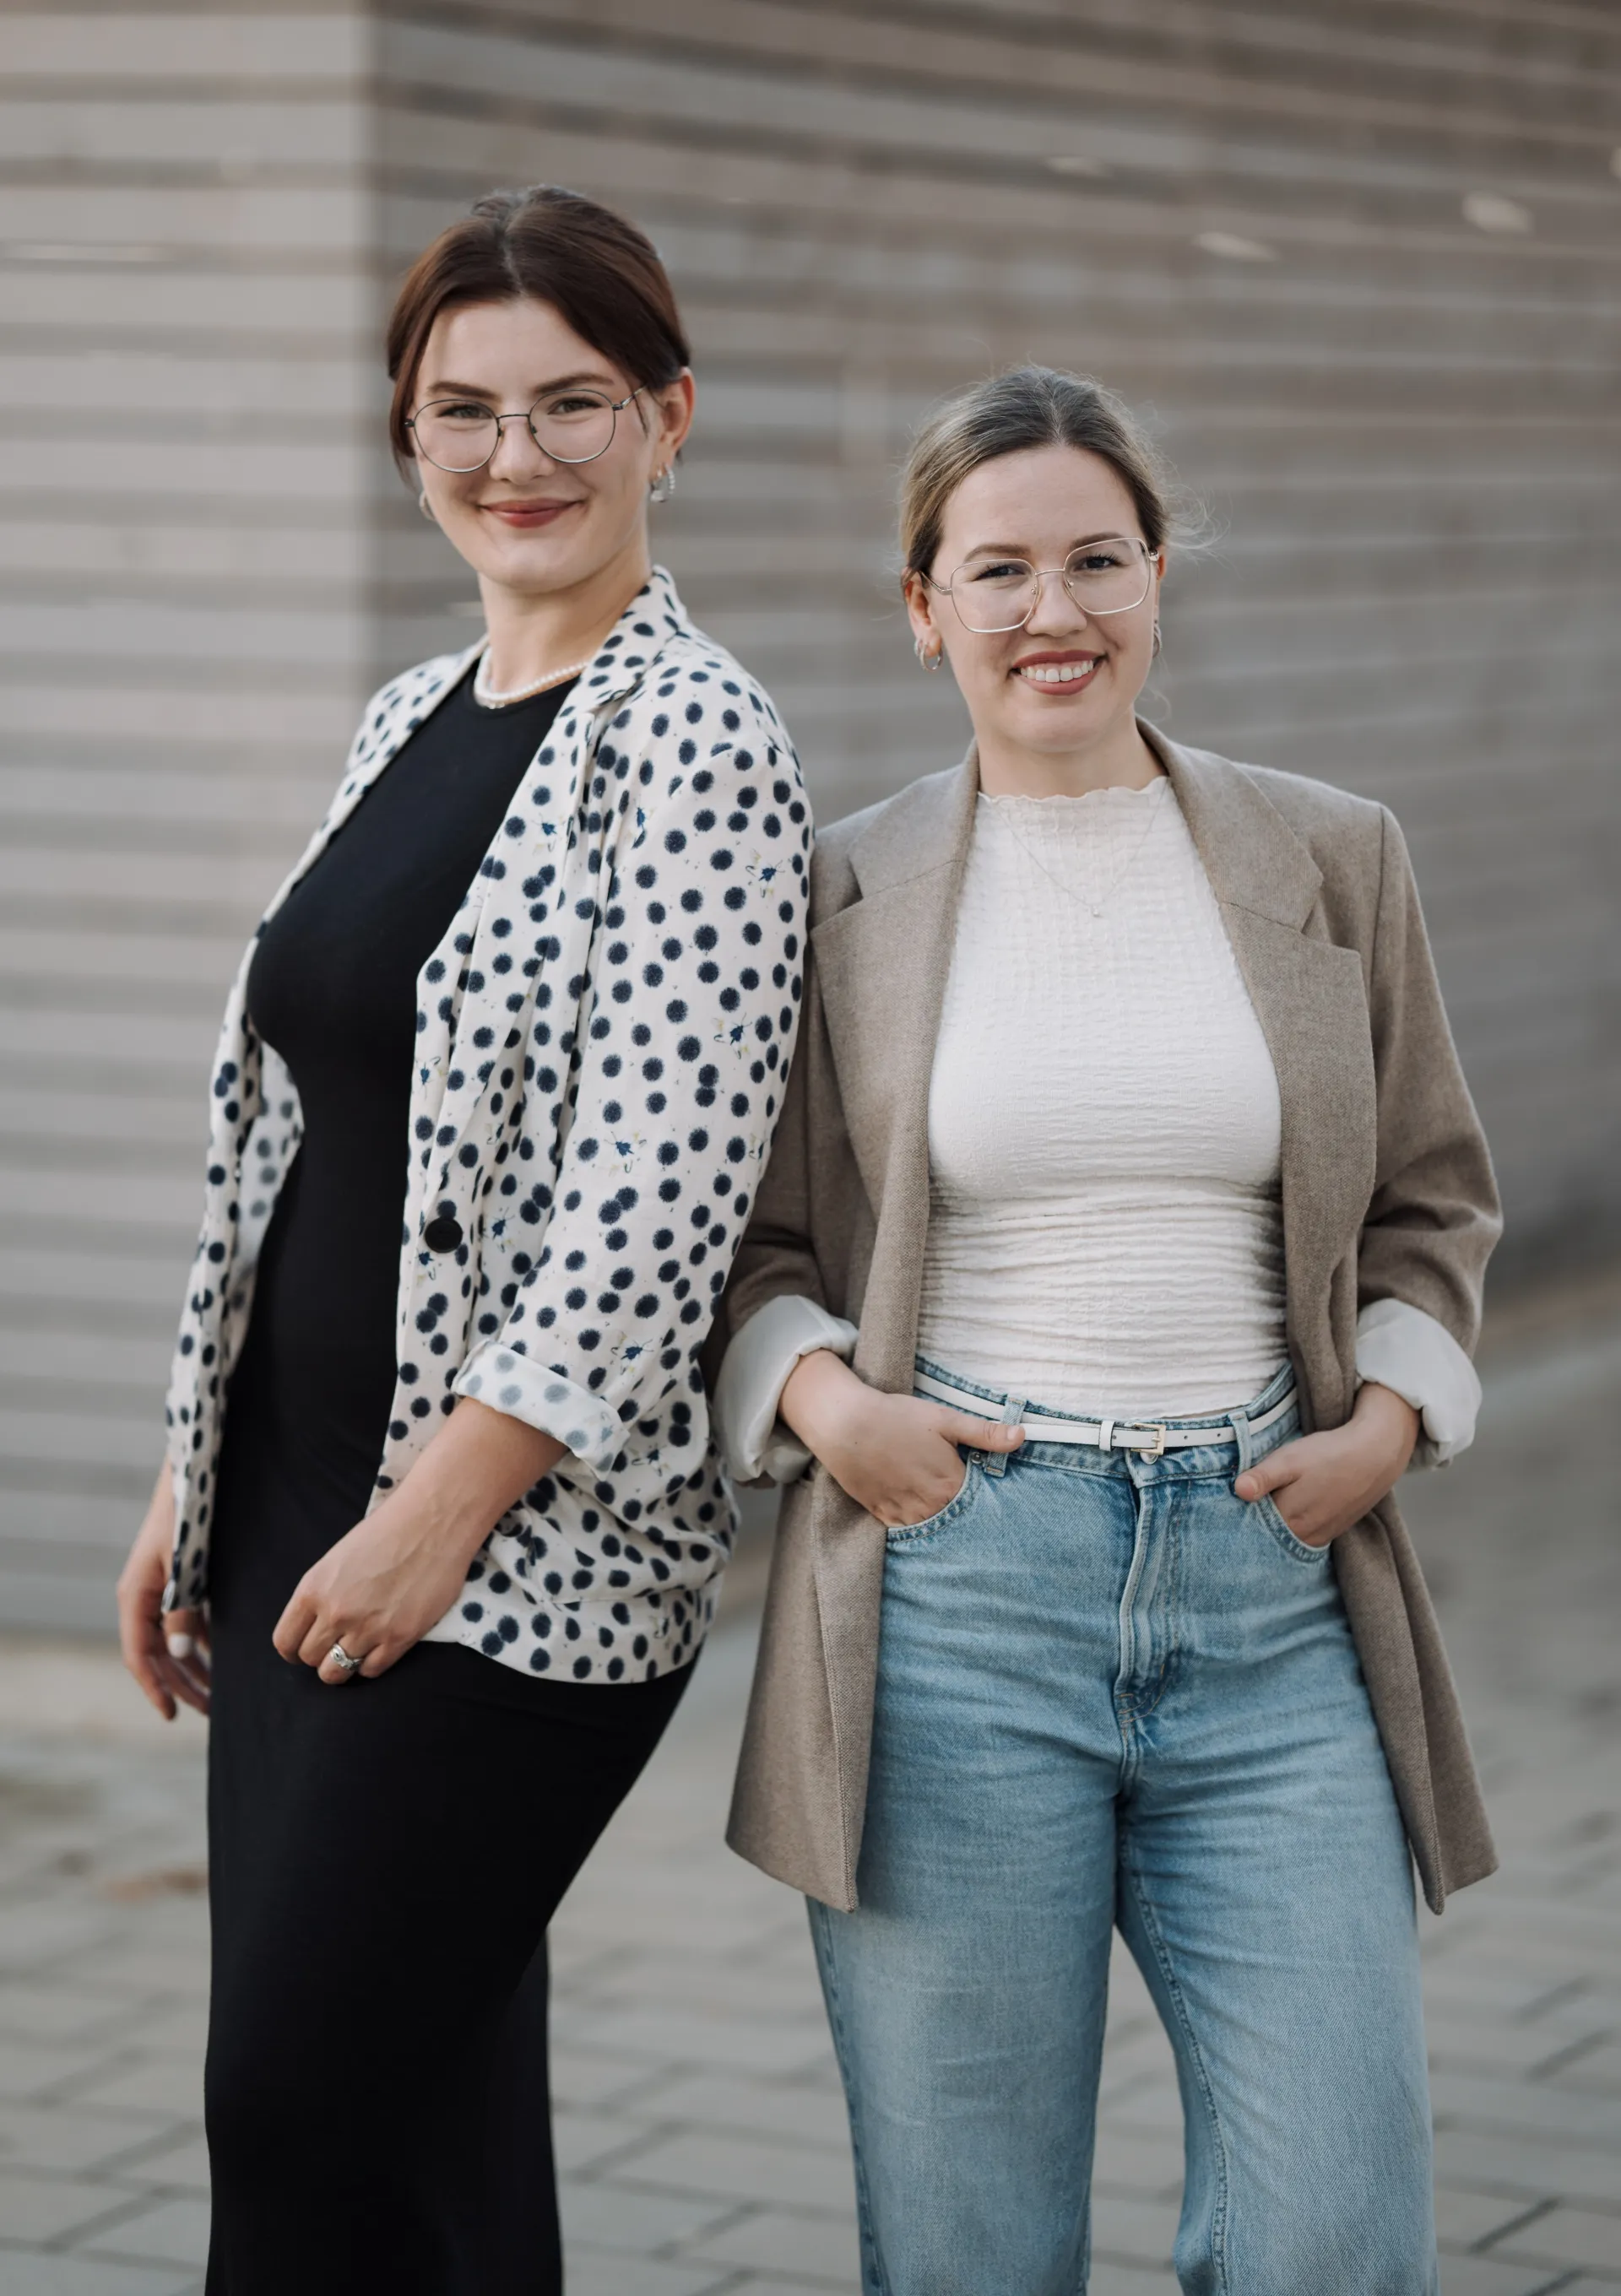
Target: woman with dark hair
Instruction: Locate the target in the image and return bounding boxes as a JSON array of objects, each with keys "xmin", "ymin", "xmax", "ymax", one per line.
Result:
[
  {"xmin": 713, "ymin": 366, "xmax": 1499, "ymax": 2294},
  {"xmin": 116, "ymin": 186, "xmax": 809, "ymax": 2293}
]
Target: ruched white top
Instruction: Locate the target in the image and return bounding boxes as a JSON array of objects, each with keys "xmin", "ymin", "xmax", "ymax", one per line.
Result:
[
  {"xmin": 713, "ymin": 771, "xmax": 1484, "ymax": 1486},
  {"xmin": 914, "ymin": 778, "xmax": 1288, "ymax": 1419}
]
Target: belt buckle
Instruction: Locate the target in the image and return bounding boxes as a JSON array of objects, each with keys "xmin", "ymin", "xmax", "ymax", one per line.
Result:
[{"xmin": 1131, "ymin": 1423, "xmax": 1168, "ymax": 1459}]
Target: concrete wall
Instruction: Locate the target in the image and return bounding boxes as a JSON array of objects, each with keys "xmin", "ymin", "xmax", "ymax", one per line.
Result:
[
  {"xmin": 3, "ymin": 0, "xmax": 1618, "ymax": 1627},
  {"xmin": 0, "ymin": 1, "xmax": 379, "ymax": 1626}
]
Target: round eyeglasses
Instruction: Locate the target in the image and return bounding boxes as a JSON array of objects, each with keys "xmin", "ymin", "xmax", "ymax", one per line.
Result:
[
  {"xmin": 929, "ymin": 539, "xmax": 1154, "ymax": 633},
  {"xmin": 407, "ymin": 384, "xmax": 648, "ymax": 473}
]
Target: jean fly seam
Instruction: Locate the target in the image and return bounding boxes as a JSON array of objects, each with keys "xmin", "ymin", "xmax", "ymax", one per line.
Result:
[
  {"xmin": 1121, "ymin": 1858, "xmax": 1233, "ymax": 2293},
  {"xmin": 1112, "ymin": 1508, "xmax": 1146, "ymax": 1784},
  {"xmin": 808, "ymin": 1901, "xmax": 891, "ymax": 2296},
  {"xmin": 1114, "ymin": 1477, "xmax": 1171, "ymax": 1759},
  {"xmin": 1131, "ymin": 1478, "xmax": 1185, "ymax": 1724}
]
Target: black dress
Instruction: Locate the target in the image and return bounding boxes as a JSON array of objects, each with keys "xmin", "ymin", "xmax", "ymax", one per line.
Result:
[{"xmin": 203, "ymin": 667, "xmax": 689, "ymax": 2296}]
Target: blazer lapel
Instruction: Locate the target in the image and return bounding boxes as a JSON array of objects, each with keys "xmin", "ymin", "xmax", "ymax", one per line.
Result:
[
  {"xmin": 811, "ymin": 756, "xmax": 978, "ymax": 1391},
  {"xmin": 1157, "ymin": 734, "xmax": 1376, "ymax": 1416}
]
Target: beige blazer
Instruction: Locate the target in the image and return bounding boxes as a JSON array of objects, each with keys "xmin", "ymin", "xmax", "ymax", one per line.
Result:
[{"xmin": 713, "ymin": 730, "xmax": 1502, "ymax": 1916}]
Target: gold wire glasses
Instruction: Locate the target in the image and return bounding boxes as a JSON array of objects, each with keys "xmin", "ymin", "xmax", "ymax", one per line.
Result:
[{"xmin": 929, "ymin": 539, "xmax": 1154, "ymax": 632}]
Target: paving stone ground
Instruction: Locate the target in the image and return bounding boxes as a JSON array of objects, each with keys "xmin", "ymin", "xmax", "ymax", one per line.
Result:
[{"xmin": 0, "ymin": 1297, "xmax": 1617, "ymax": 2293}]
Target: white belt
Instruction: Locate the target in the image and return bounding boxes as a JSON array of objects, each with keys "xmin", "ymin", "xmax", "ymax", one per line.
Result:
[{"xmin": 913, "ymin": 1371, "xmax": 1297, "ymax": 1462}]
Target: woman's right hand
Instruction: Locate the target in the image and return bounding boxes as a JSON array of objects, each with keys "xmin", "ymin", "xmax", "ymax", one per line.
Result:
[
  {"xmin": 779, "ymin": 1350, "xmax": 1023, "ymax": 1529},
  {"xmin": 117, "ymin": 1466, "xmax": 210, "ymax": 1719}
]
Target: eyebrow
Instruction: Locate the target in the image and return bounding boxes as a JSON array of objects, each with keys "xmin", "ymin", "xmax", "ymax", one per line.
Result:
[
  {"xmin": 961, "ymin": 530, "xmax": 1139, "ymax": 555},
  {"xmin": 418, "ymin": 368, "xmax": 622, "ymax": 399}
]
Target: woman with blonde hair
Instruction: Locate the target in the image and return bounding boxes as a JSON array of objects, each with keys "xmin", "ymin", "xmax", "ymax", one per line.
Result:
[
  {"xmin": 713, "ymin": 365, "xmax": 1496, "ymax": 2295},
  {"xmin": 117, "ymin": 185, "xmax": 807, "ymax": 2292}
]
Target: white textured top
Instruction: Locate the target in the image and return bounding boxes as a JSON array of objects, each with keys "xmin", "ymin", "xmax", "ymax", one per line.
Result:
[{"xmin": 915, "ymin": 778, "xmax": 1288, "ymax": 1419}]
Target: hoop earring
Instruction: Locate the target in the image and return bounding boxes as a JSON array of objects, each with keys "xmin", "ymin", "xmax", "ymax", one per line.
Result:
[
  {"xmin": 418, "ymin": 490, "xmax": 436, "ymax": 524},
  {"xmin": 914, "ymin": 636, "xmax": 943, "ymax": 672},
  {"xmin": 649, "ymin": 465, "xmax": 676, "ymax": 504},
  {"xmin": 1152, "ymin": 620, "xmax": 1163, "ymax": 659}
]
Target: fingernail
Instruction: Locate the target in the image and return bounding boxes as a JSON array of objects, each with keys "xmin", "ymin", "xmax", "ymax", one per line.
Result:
[{"xmin": 165, "ymin": 1633, "xmax": 193, "ymax": 1660}]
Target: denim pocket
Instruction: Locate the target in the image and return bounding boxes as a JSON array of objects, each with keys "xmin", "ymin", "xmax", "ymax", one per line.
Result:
[
  {"xmin": 884, "ymin": 1459, "xmax": 979, "ymax": 1548},
  {"xmin": 1254, "ymin": 1492, "xmax": 1331, "ymax": 1564}
]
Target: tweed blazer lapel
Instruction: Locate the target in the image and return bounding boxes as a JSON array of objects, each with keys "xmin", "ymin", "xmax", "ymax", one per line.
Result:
[
  {"xmin": 1156, "ymin": 733, "xmax": 1377, "ymax": 1422},
  {"xmin": 810, "ymin": 756, "xmax": 979, "ymax": 1390}
]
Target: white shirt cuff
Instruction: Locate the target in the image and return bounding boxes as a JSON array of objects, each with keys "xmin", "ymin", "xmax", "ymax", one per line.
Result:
[
  {"xmin": 1355, "ymin": 1297, "xmax": 1482, "ymax": 1469},
  {"xmin": 713, "ymin": 1294, "xmax": 859, "ymax": 1484}
]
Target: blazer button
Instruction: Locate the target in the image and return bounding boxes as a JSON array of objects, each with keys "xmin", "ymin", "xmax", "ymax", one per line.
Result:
[{"xmin": 423, "ymin": 1215, "xmax": 464, "ymax": 1253}]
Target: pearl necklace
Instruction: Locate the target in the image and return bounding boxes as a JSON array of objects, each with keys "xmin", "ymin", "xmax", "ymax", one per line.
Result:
[{"xmin": 472, "ymin": 649, "xmax": 591, "ymax": 708}]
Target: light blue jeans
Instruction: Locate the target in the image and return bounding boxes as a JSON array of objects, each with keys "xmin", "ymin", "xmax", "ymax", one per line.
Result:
[{"xmin": 809, "ymin": 1359, "xmax": 1436, "ymax": 2296}]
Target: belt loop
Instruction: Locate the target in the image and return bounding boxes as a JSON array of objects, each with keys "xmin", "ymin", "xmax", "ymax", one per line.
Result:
[
  {"xmin": 984, "ymin": 1392, "xmax": 1026, "ymax": 1478},
  {"xmin": 1097, "ymin": 1416, "xmax": 1115, "ymax": 1455},
  {"xmin": 1228, "ymin": 1405, "xmax": 1254, "ymax": 1474}
]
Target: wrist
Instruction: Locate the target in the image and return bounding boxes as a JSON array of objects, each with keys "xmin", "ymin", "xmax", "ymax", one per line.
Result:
[
  {"xmin": 780, "ymin": 1349, "xmax": 864, "ymax": 1453},
  {"xmin": 374, "ymin": 1463, "xmax": 490, "ymax": 1566},
  {"xmin": 378, "ymin": 1442, "xmax": 505, "ymax": 1570},
  {"xmin": 389, "ymin": 1406, "xmax": 559, "ymax": 1562},
  {"xmin": 1352, "ymin": 1379, "xmax": 1420, "ymax": 1466}
]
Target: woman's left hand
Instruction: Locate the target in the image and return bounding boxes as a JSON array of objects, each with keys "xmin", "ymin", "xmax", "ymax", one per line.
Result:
[
  {"xmin": 273, "ymin": 1399, "xmax": 563, "ymax": 1683},
  {"xmin": 1233, "ymin": 1380, "xmax": 1421, "ymax": 1547}
]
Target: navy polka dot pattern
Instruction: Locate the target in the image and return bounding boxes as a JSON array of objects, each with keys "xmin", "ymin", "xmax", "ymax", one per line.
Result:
[{"xmin": 164, "ymin": 568, "xmax": 810, "ymax": 1682}]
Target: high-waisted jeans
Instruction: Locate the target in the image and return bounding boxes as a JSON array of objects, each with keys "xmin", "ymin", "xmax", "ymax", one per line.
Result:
[{"xmin": 809, "ymin": 1360, "xmax": 1437, "ymax": 2296}]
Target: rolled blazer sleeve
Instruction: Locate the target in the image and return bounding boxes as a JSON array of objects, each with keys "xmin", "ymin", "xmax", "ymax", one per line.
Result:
[
  {"xmin": 455, "ymin": 696, "xmax": 810, "ymax": 1468},
  {"xmin": 1357, "ymin": 804, "xmax": 1502, "ymax": 1388}
]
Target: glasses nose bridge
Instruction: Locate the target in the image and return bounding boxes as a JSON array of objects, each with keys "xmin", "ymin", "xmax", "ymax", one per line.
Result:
[
  {"xmin": 1022, "ymin": 561, "xmax": 1091, "ymax": 626},
  {"xmin": 485, "ymin": 407, "xmax": 554, "ymax": 472}
]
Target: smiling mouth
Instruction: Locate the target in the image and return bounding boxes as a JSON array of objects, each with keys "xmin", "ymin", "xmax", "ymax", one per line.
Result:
[
  {"xmin": 482, "ymin": 498, "xmax": 583, "ymax": 520},
  {"xmin": 1013, "ymin": 654, "xmax": 1103, "ymax": 687}
]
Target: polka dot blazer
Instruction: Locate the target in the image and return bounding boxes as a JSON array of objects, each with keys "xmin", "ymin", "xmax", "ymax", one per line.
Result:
[{"xmin": 164, "ymin": 568, "xmax": 810, "ymax": 1682}]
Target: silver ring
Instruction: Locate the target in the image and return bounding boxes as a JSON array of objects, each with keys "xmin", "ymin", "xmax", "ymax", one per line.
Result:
[{"xmin": 328, "ymin": 1642, "xmax": 361, "ymax": 1676}]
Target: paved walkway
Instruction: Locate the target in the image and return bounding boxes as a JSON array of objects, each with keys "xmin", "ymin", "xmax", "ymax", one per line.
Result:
[{"xmin": 0, "ymin": 1306, "xmax": 1617, "ymax": 2294}]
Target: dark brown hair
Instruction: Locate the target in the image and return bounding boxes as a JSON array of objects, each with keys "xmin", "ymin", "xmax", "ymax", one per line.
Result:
[
  {"xmin": 900, "ymin": 365, "xmax": 1195, "ymax": 577},
  {"xmin": 386, "ymin": 186, "xmax": 691, "ymax": 462}
]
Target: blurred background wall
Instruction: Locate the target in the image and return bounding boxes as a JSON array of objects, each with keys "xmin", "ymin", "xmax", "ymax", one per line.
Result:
[{"xmin": 3, "ymin": 0, "xmax": 1618, "ymax": 1629}]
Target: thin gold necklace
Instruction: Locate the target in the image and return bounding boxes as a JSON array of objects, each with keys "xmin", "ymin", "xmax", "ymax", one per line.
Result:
[
  {"xmin": 472, "ymin": 650, "xmax": 591, "ymax": 708},
  {"xmin": 988, "ymin": 775, "xmax": 1169, "ymax": 922}
]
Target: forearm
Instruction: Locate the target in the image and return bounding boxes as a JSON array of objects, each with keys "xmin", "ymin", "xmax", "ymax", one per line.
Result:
[
  {"xmin": 779, "ymin": 1346, "xmax": 866, "ymax": 1459},
  {"xmin": 396, "ymin": 1400, "xmax": 566, "ymax": 1564},
  {"xmin": 1348, "ymin": 1377, "xmax": 1419, "ymax": 1458}
]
